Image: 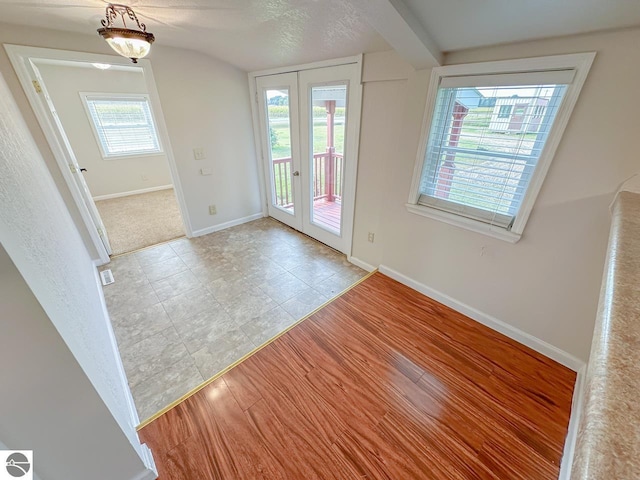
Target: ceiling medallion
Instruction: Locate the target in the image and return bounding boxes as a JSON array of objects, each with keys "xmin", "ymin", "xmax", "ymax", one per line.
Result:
[{"xmin": 97, "ymin": 4, "xmax": 155, "ymax": 63}]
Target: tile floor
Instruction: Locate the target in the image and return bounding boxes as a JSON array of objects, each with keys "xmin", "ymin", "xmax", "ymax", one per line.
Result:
[{"xmin": 99, "ymin": 217, "xmax": 367, "ymax": 421}]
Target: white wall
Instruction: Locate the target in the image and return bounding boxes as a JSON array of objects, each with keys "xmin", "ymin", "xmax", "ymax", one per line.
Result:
[
  {"xmin": 0, "ymin": 69, "xmax": 153, "ymax": 479},
  {"xmin": 36, "ymin": 62, "xmax": 172, "ymax": 198},
  {"xmin": 0, "ymin": 22, "xmax": 262, "ymax": 251},
  {"xmin": 149, "ymin": 45, "xmax": 261, "ymax": 233},
  {"xmin": 0, "ymin": 245, "xmax": 150, "ymax": 480},
  {"xmin": 353, "ymin": 29, "xmax": 640, "ymax": 363}
]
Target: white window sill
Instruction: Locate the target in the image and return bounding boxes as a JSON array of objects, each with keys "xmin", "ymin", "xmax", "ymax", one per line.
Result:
[
  {"xmin": 101, "ymin": 152, "xmax": 164, "ymax": 161},
  {"xmin": 405, "ymin": 203, "xmax": 522, "ymax": 243}
]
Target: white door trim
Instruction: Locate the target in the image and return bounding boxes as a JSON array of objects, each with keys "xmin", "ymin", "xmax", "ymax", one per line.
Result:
[
  {"xmin": 248, "ymin": 55, "xmax": 363, "ymax": 256},
  {"xmin": 255, "ymin": 73, "xmax": 303, "ymax": 231},
  {"xmin": 249, "ymin": 55, "xmax": 361, "ymax": 78},
  {"xmin": 298, "ymin": 63, "xmax": 363, "ymax": 254},
  {"xmin": 4, "ymin": 45, "xmax": 194, "ymax": 264}
]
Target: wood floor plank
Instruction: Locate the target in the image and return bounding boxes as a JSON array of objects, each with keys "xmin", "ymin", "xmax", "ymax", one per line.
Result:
[{"xmin": 140, "ymin": 272, "xmax": 575, "ymax": 479}]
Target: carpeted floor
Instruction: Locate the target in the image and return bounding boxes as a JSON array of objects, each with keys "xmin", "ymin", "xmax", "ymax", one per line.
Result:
[{"xmin": 95, "ymin": 188, "xmax": 185, "ymax": 256}]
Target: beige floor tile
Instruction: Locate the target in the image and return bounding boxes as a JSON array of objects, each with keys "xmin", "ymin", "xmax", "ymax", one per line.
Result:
[
  {"xmin": 131, "ymin": 355, "xmax": 203, "ymax": 421},
  {"xmin": 220, "ymin": 289, "xmax": 277, "ymax": 324},
  {"xmin": 281, "ymin": 288, "xmax": 329, "ymax": 319},
  {"xmin": 104, "ymin": 282, "xmax": 159, "ymax": 316},
  {"xmin": 111, "ymin": 303, "xmax": 173, "ymax": 350},
  {"xmin": 172, "ymin": 304, "xmax": 237, "ymax": 354},
  {"xmin": 206, "ymin": 273, "xmax": 253, "ymax": 304},
  {"xmin": 102, "ymin": 217, "xmax": 366, "ymax": 422},
  {"xmin": 289, "ymin": 259, "xmax": 337, "ymax": 286},
  {"xmin": 141, "ymin": 256, "xmax": 189, "ymax": 283},
  {"xmin": 257, "ymin": 272, "xmax": 310, "ymax": 304},
  {"xmin": 161, "ymin": 286, "xmax": 219, "ymax": 323},
  {"xmin": 135, "ymin": 243, "xmax": 177, "ymax": 267},
  {"xmin": 313, "ymin": 272, "xmax": 364, "ymax": 299},
  {"xmin": 121, "ymin": 326, "xmax": 191, "ymax": 388},
  {"xmin": 151, "ymin": 270, "xmax": 202, "ymax": 302},
  {"xmin": 191, "ymin": 330, "xmax": 256, "ymax": 380},
  {"xmin": 240, "ymin": 306, "xmax": 297, "ymax": 346}
]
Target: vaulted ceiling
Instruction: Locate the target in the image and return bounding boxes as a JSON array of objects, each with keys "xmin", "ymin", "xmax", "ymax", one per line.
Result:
[{"xmin": 0, "ymin": 0, "xmax": 639, "ymax": 71}]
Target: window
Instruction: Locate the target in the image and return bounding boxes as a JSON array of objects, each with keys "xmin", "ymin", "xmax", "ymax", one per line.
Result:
[
  {"xmin": 497, "ymin": 105, "xmax": 512, "ymax": 118},
  {"xmin": 408, "ymin": 53, "xmax": 595, "ymax": 242},
  {"xmin": 81, "ymin": 94, "xmax": 162, "ymax": 158}
]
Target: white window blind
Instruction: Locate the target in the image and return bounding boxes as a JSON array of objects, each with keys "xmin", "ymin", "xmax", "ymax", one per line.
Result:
[
  {"xmin": 418, "ymin": 79, "xmax": 569, "ymax": 229},
  {"xmin": 83, "ymin": 95, "xmax": 162, "ymax": 158}
]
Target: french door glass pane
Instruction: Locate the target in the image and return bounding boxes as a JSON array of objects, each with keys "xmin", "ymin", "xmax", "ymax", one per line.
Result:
[
  {"xmin": 309, "ymin": 85, "xmax": 346, "ymax": 234},
  {"xmin": 266, "ymin": 88, "xmax": 294, "ymax": 214}
]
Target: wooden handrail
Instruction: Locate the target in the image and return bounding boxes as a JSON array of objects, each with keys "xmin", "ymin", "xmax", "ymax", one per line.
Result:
[{"xmin": 270, "ymin": 154, "xmax": 342, "ymax": 207}]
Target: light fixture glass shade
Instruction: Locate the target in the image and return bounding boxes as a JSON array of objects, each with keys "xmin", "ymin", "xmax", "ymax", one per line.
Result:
[
  {"xmin": 97, "ymin": 5, "xmax": 155, "ymax": 63},
  {"xmin": 105, "ymin": 36, "xmax": 151, "ymax": 61}
]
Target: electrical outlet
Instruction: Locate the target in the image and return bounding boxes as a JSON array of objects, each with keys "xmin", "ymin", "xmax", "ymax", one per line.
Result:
[
  {"xmin": 368, "ymin": 232, "xmax": 375, "ymax": 243},
  {"xmin": 209, "ymin": 205, "xmax": 217, "ymax": 215},
  {"xmin": 193, "ymin": 147, "xmax": 206, "ymax": 160},
  {"xmin": 141, "ymin": 174, "xmax": 149, "ymax": 181}
]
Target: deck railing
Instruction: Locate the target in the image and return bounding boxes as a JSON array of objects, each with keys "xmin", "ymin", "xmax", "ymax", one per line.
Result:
[{"xmin": 272, "ymin": 152, "xmax": 343, "ymax": 208}]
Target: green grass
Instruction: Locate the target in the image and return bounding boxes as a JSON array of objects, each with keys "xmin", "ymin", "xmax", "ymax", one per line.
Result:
[
  {"xmin": 436, "ymin": 105, "xmax": 539, "ymax": 214},
  {"xmin": 454, "ymin": 106, "xmax": 537, "ymax": 151},
  {"xmin": 269, "ymin": 121, "xmax": 345, "ymax": 159}
]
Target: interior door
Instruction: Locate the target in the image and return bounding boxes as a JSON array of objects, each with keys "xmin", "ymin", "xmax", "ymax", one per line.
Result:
[
  {"xmin": 255, "ymin": 63, "xmax": 360, "ymax": 254},
  {"xmin": 256, "ymin": 73, "xmax": 303, "ymax": 231},
  {"xmin": 30, "ymin": 62, "xmax": 113, "ymax": 255},
  {"xmin": 298, "ymin": 64, "xmax": 360, "ymax": 253}
]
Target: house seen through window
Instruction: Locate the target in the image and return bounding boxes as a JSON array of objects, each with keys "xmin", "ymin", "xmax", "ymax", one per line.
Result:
[
  {"xmin": 415, "ymin": 71, "xmax": 575, "ymax": 233},
  {"xmin": 408, "ymin": 54, "xmax": 595, "ymax": 240},
  {"xmin": 82, "ymin": 94, "xmax": 162, "ymax": 158}
]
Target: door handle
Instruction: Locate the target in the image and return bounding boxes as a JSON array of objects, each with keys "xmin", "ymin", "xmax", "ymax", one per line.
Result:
[
  {"xmin": 80, "ymin": 168, "xmax": 87, "ymax": 172},
  {"xmin": 292, "ymin": 171, "xmax": 300, "ymax": 176}
]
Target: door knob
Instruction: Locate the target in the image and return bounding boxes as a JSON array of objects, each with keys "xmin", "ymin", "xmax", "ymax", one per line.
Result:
[{"xmin": 292, "ymin": 171, "xmax": 300, "ymax": 176}]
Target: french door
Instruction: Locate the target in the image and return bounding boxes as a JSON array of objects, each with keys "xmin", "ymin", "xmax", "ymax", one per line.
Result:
[{"xmin": 255, "ymin": 63, "xmax": 360, "ymax": 253}]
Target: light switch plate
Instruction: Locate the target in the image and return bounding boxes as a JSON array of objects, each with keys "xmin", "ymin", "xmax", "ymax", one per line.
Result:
[{"xmin": 193, "ymin": 147, "xmax": 206, "ymax": 160}]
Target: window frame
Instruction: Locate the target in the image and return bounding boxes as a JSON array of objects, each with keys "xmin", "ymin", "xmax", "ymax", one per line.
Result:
[
  {"xmin": 80, "ymin": 92, "xmax": 164, "ymax": 160},
  {"xmin": 497, "ymin": 104, "xmax": 512, "ymax": 118},
  {"xmin": 407, "ymin": 53, "xmax": 595, "ymax": 243}
]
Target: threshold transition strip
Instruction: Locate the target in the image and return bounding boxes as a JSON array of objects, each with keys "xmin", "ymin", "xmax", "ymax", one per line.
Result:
[
  {"xmin": 139, "ymin": 272, "xmax": 575, "ymax": 479},
  {"xmin": 136, "ymin": 269, "xmax": 377, "ymax": 429}
]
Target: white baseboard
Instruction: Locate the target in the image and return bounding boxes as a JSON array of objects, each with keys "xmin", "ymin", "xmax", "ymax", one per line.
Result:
[
  {"xmin": 558, "ymin": 365, "xmax": 587, "ymax": 480},
  {"xmin": 191, "ymin": 212, "xmax": 264, "ymax": 237},
  {"xmin": 378, "ymin": 265, "xmax": 585, "ymax": 372},
  {"xmin": 347, "ymin": 255, "xmax": 377, "ymax": 272},
  {"xmin": 92, "ymin": 184, "xmax": 173, "ymax": 201}
]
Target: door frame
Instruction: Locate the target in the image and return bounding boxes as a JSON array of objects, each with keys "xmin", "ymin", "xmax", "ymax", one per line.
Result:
[
  {"xmin": 254, "ymin": 72, "xmax": 303, "ymax": 231},
  {"xmin": 248, "ymin": 55, "xmax": 363, "ymax": 256},
  {"xmin": 5, "ymin": 44, "xmax": 194, "ymax": 265}
]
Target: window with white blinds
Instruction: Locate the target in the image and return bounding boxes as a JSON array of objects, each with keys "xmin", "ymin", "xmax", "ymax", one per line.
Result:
[
  {"xmin": 409, "ymin": 53, "xmax": 595, "ymax": 241},
  {"xmin": 419, "ymin": 76, "xmax": 569, "ymax": 229},
  {"xmin": 82, "ymin": 94, "xmax": 162, "ymax": 158}
]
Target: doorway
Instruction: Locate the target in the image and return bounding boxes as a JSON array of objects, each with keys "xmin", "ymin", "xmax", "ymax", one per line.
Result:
[
  {"xmin": 6, "ymin": 45, "xmax": 192, "ymax": 263},
  {"xmin": 254, "ymin": 62, "xmax": 361, "ymax": 254}
]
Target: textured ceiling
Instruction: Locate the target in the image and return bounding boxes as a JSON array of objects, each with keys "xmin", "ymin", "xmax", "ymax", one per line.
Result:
[
  {"xmin": 0, "ymin": 0, "xmax": 390, "ymax": 71},
  {"xmin": 402, "ymin": 0, "xmax": 640, "ymax": 52},
  {"xmin": 1, "ymin": 0, "xmax": 639, "ymax": 71}
]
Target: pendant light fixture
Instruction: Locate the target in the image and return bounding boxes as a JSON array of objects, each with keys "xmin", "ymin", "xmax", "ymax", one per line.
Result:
[{"xmin": 97, "ymin": 4, "xmax": 155, "ymax": 63}]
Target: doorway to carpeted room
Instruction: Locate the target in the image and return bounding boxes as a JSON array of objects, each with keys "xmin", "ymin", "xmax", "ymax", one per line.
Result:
[{"xmin": 95, "ymin": 188, "xmax": 185, "ymax": 255}]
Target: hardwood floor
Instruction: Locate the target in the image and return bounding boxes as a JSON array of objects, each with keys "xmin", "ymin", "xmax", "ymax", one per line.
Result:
[{"xmin": 139, "ymin": 272, "xmax": 575, "ymax": 479}]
